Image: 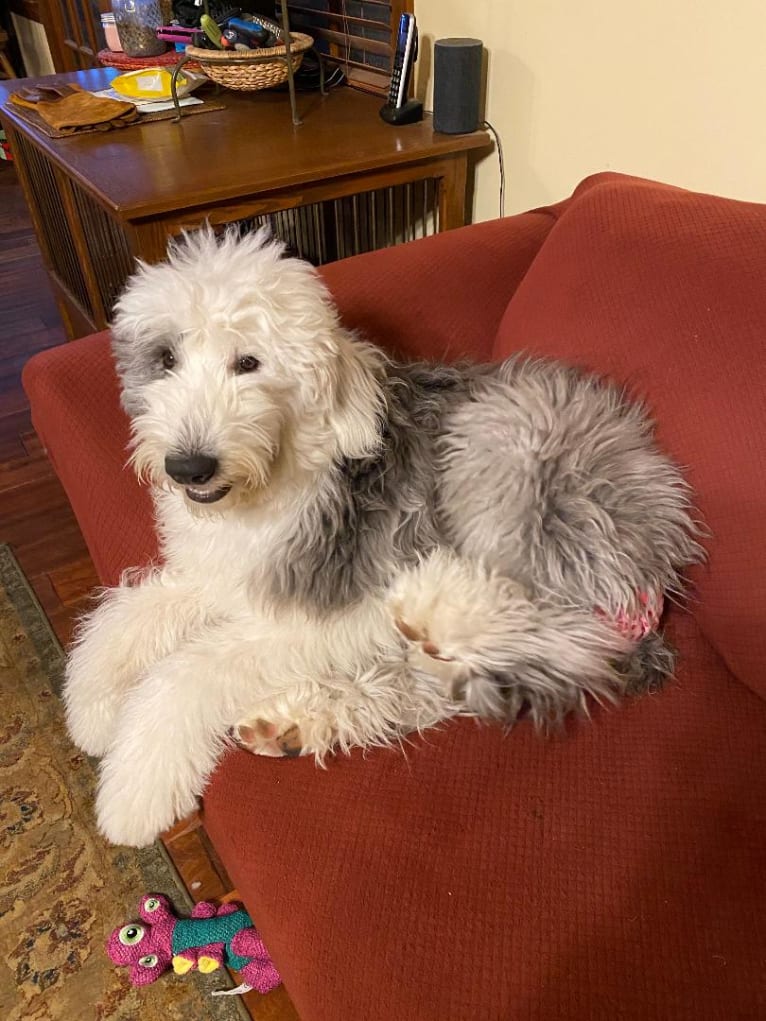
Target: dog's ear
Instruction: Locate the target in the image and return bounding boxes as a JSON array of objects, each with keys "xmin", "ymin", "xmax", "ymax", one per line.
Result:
[{"xmin": 324, "ymin": 332, "xmax": 384, "ymax": 459}]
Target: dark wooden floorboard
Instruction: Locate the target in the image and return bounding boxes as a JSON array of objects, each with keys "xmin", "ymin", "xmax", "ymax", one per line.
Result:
[{"xmin": 0, "ymin": 160, "xmax": 298, "ymax": 1021}]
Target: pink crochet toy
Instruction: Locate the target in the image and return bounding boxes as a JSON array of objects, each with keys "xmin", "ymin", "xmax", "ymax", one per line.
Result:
[{"xmin": 106, "ymin": 893, "xmax": 280, "ymax": 997}]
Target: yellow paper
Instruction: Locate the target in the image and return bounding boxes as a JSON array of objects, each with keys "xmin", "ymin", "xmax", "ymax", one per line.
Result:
[{"xmin": 111, "ymin": 68, "xmax": 188, "ymax": 101}]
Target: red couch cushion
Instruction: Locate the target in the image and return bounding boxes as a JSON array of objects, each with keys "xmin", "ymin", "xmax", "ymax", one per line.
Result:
[
  {"xmin": 493, "ymin": 173, "xmax": 766, "ymax": 698},
  {"xmin": 203, "ymin": 610, "xmax": 766, "ymax": 1020}
]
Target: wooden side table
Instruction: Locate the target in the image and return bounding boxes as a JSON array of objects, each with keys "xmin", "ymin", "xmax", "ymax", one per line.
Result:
[{"xmin": 0, "ymin": 68, "xmax": 491, "ymax": 340}]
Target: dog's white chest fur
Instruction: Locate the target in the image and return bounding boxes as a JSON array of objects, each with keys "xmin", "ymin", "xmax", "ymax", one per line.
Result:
[{"xmin": 155, "ymin": 488, "xmax": 398, "ymax": 683}]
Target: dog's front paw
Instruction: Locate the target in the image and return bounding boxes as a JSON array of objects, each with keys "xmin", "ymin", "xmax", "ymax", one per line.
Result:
[
  {"xmin": 64, "ymin": 689, "xmax": 118, "ymax": 758},
  {"xmin": 63, "ymin": 651, "xmax": 120, "ymax": 757},
  {"xmin": 231, "ymin": 719, "xmax": 306, "ymax": 758},
  {"xmin": 96, "ymin": 756, "xmax": 197, "ymax": 847},
  {"xmin": 96, "ymin": 797, "xmax": 161, "ymax": 848},
  {"xmin": 64, "ymin": 634, "xmax": 140, "ymax": 758}
]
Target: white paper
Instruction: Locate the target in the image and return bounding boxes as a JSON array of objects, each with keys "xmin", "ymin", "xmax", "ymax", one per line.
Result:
[{"xmin": 92, "ymin": 87, "xmax": 203, "ymax": 112}]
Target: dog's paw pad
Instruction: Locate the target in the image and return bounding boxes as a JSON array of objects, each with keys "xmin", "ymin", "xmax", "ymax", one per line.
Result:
[
  {"xmin": 276, "ymin": 724, "xmax": 303, "ymax": 758},
  {"xmin": 232, "ymin": 719, "xmax": 303, "ymax": 758},
  {"xmin": 394, "ymin": 618, "xmax": 425, "ymax": 643},
  {"xmin": 421, "ymin": 639, "xmax": 454, "ymax": 662},
  {"xmin": 394, "ymin": 619, "xmax": 455, "ymax": 663}
]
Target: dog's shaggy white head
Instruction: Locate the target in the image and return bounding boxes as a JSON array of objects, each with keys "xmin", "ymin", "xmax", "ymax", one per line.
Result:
[{"xmin": 112, "ymin": 228, "xmax": 383, "ymax": 510}]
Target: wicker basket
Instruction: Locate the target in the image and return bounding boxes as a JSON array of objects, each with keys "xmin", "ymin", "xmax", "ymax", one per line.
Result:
[{"xmin": 184, "ymin": 33, "xmax": 313, "ymax": 91}]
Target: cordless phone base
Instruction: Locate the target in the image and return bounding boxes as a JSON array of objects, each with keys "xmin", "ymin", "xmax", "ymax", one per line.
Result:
[{"xmin": 379, "ymin": 99, "xmax": 424, "ymax": 125}]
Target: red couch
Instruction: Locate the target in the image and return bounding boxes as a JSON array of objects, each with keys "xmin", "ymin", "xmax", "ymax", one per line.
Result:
[{"xmin": 24, "ymin": 173, "xmax": 766, "ymax": 1020}]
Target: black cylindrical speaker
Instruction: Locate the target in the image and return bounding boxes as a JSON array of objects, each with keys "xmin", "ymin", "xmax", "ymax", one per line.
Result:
[{"xmin": 433, "ymin": 38, "xmax": 483, "ymax": 135}]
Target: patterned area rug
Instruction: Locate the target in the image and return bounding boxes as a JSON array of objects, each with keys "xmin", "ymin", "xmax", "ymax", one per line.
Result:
[{"xmin": 0, "ymin": 545, "xmax": 247, "ymax": 1020}]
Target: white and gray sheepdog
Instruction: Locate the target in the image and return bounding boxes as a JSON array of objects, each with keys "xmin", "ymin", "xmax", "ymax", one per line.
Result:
[{"xmin": 64, "ymin": 228, "xmax": 701, "ymax": 847}]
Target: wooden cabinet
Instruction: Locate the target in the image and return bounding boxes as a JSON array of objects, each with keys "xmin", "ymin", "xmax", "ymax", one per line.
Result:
[
  {"xmin": 36, "ymin": 0, "xmax": 111, "ymax": 72},
  {"xmin": 0, "ymin": 68, "xmax": 491, "ymax": 339},
  {"xmin": 9, "ymin": 0, "xmax": 110, "ymax": 74}
]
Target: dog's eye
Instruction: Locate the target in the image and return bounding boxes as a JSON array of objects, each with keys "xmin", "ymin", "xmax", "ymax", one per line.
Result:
[
  {"xmin": 159, "ymin": 349, "xmax": 176, "ymax": 371},
  {"xmin": 236, "ymin": 355, "xmax": 260, "ymax": 374}
]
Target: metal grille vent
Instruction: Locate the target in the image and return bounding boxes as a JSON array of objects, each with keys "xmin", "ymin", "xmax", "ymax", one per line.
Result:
[
  {"xmin": 14, "ymin": 133, "xmax": 91, "ymax": 318},
  {"xmin": 69, "ymin": 179, "xmax": 134, "ymax": 316},
  {"xmin": 240, "ymin": 179, "xmax": 439, "ymax": 265}
]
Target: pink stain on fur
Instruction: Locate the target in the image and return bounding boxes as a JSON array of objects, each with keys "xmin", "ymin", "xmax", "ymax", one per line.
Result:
[{"xmin": 599, "ymin": 591, "xmax": 664, "ymax": 641}]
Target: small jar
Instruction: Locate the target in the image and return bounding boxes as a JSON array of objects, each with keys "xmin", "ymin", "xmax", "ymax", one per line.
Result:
[
  {"xmin": 112, "ymin": 0, "xmax": 166, "ymax": 58},
  {"xmin": 100, "ymin": 13, "xmax": 123, "ymax": 52}
]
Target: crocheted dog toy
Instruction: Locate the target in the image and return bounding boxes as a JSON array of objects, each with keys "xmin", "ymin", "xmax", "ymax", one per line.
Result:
[{"xmin": 106, "ymin": 893, "xmax": 280, "ymax": 996}]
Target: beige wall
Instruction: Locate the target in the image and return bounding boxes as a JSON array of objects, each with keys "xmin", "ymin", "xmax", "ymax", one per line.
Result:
[{"xmin": 416, "ymin": 1, "xmax": 766, "ymax": 221}]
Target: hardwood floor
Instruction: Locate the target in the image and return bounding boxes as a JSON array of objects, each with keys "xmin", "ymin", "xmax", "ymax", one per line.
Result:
[
  {"xmin": 0, "ymin": 160, "xmax": 299, "ymax": 1021},
  {"xmin": 0, "ymin": 160, "xmax": 95, "ymax": 646}
]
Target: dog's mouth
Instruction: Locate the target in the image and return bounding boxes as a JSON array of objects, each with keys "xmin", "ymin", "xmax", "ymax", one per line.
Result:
[{"xmin": 184, "ymin": 484, "xmax": 232, "ymax": 504}]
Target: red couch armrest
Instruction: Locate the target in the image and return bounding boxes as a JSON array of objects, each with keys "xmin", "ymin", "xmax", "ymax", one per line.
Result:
[{"xmin": 22, "ymin": 332, "xmax": 157, "ymax": 587}]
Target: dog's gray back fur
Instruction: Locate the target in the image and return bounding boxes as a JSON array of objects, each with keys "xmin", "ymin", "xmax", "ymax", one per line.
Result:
[
  {"xmin": 438, "ymin": 356, "xmax": 700, "ymax": 613},
  {"xmin": 270, "ymin": 353, "xmax": 700, "ymax": 713},
  {"xmin": 269, "ymin": 363, "xmax": 472, "ymax": 612},
  {"xmin": 274, "ymin": 355, "xmax": 698, "ymax": 616}
]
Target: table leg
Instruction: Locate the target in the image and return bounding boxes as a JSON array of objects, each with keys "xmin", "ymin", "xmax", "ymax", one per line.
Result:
[
  {"xmin": 438, "ymin": 154, "xmax": 469, "ymax": 230},
  {"xmin": 124, "ymin": 219, "xmax": 173, "ymax": 265}
]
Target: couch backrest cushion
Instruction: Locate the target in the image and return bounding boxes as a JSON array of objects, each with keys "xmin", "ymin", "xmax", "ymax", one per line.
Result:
[
  {"xmin": 493, "ymin": 173, "xmax": 766, "ymax": 696},
  {"xmin": 319, "ymin": 209, "xmax": 560, "ymax": 362}
]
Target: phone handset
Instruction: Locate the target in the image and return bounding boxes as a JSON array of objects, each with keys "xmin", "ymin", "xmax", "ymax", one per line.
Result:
[{"xmin": 380, "ymin": 13, "xmax": 423, "ymax": 125}]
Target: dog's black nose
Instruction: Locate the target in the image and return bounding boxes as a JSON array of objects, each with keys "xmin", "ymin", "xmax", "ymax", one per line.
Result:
[{"xmin": 164, "ymin": 453, "xmax": 218, "ymax": 485}]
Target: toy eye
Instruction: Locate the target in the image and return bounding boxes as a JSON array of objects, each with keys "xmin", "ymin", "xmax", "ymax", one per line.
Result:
[
  {"xmin": 139, "ymin": 954, "xmax": 158, "ymax": 969},
  {"xmin": 159, "ymin": 348, "xmax": 176, "ymax": 371},
  {"xmin": 144, "ymin": 897, "xmax": 161, "ymax": 912},
  {"xmin": 118, "ymin": 924, "xmax": 145, "ymax": 946},
  {"xmin": 236, "ymin": 354, "xmax": 260, "ymax": 374}
]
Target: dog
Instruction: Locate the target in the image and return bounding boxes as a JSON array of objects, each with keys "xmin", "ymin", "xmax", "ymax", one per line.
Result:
[{"xmin": 63, "ymin": 227, "xmax": 701, "ymax": 847}]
